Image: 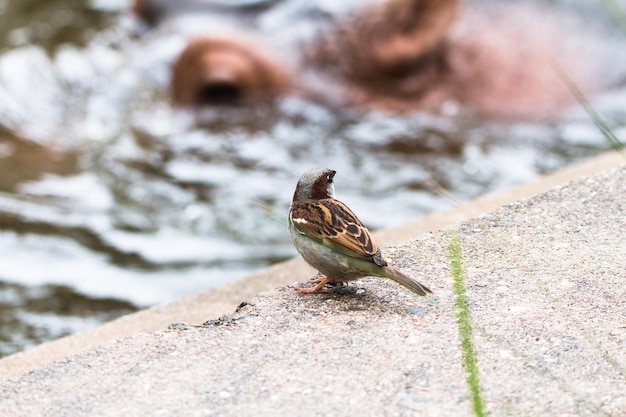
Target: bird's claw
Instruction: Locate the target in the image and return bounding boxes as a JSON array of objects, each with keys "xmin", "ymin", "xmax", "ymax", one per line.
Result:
[{"xmin": 295, "ymin": 274, "xmax": 346, "ymax": 293}]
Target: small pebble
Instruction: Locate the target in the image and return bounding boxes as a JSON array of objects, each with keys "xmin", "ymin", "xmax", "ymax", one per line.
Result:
[{"xmin": 168, "ymin": 322, "xmax": 190, "ymax": 330}]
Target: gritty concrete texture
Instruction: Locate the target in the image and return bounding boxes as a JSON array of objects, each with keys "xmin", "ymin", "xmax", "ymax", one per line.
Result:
[
  {"xmin": 0, "ymin": 151, "xmax": 622, "ymax": 379},
  {"xmin": 0, "ymin": 159, "xmax": 624, "ymax": 416}
]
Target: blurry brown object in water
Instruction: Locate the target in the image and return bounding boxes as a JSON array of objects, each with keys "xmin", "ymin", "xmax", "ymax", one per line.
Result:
[
  {"xmin": 171, "ymin": 36, "xmax": 291, "ymax": 107},
  {"xmin": 168, "ymin": 0, "xmax": 458, "ymax": 109},
  {"xmin": 163, "ymin": 0, "xmax": 597, "ymax": 116},
  {"xmin": 307, "ymin": 0, "xmax": 459, "ymax": 107}
]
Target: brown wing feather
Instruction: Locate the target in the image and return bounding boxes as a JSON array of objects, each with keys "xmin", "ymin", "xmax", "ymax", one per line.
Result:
[{"xmin": 290, "ymin": 199, "xmax": 387, "ymax": 266}]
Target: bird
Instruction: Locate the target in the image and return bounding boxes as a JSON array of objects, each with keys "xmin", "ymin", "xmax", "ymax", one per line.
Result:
[{"xmin": 289, "ymin": 168, "xmax": 432, "ymax": 295}]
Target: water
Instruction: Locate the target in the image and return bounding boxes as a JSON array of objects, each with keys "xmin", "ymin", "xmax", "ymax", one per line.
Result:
[{"xmin": 1, "ymin": 0, "xmax": 625, "ymax": 357}]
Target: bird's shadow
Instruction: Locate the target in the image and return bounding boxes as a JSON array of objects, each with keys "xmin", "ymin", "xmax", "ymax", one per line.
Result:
[{"xmin": 287, "ymin": 278, "xmax": 435, "ymax": 316}]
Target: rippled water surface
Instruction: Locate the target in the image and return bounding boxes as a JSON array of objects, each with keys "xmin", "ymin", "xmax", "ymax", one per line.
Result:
[{"xmin": 1, "ymin": 0, "xmax": 625, "ymax": 357}]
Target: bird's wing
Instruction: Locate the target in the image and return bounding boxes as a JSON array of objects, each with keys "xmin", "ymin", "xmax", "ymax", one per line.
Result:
[{"xmin": 290, "ymin": 199, "xmax": 386, "ymax": 266}]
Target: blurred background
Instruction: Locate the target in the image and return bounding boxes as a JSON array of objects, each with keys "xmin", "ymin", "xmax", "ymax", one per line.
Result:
[{"xmin": 1, "ymin": 0, "xmax": 625, "ymax": 357}]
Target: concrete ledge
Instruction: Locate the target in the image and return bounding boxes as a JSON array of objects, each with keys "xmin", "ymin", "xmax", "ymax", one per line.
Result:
[
  {"xmin": 0, "ymin": 155, "xmax": 624, "ymax": 416},
  {"xmin": 0, "ymin": 151, "xmax": 623, "ymax": 380}
]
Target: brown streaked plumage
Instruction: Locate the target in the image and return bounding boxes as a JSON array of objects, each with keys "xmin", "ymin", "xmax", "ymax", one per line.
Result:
[{"xmin": 289, "ymin": 168, "xmax": 432, "ymax": 296}]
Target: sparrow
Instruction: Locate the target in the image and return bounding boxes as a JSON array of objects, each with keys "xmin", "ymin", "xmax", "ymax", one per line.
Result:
[{"xmin": 289, "ymin": 168, "xmax": 432, "ymax": 296}]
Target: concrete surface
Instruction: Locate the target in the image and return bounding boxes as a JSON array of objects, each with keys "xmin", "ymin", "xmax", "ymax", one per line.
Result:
[
  {"xmin": 0, "ymin": 151, "xmax": 622, "ymax": 380},
  {"xmin": 0, "ymin": 155, "xmax": 624, "ymax": 416}
]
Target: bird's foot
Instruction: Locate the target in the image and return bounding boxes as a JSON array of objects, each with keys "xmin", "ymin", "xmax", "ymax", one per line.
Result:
[{"xmin": 295, "ymin": 274, "xmax": 346, "ymax": 294}]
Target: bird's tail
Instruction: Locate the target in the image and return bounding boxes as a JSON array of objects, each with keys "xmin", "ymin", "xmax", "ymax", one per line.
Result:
[{"xmin": 382, "ymin": 266, "xmax": 432, "ymax": 296}]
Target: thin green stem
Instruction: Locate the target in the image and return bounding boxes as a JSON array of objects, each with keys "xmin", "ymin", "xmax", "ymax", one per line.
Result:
[
  {"xmin": 602, "ymin": 0, "xmax": 626, "ymax": 37},
  {"xmin": 549, "ymin": 58, "xmax": 625, "ymax": 158},
  {"xmin": 448, "ymin": 230, "xmax": 486, "ymax": 417}
]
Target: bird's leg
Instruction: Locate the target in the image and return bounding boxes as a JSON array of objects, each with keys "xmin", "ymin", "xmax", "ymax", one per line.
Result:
[{"xmin": 295, "ymin": 274, "xmax": 347, "ymax": 293}]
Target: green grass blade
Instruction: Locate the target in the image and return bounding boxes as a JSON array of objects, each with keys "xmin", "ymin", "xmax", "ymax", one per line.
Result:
[
  {"xmin": 550, "ymin": 58, "xmax": 625, "ymax": 158},
  {"xmin": 603, "ymin": 0, "xmax": 626, "ymax": 37},
  {"xmin": 448, "ymin": 229, "xmax": 487, "ymax": 417}
]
